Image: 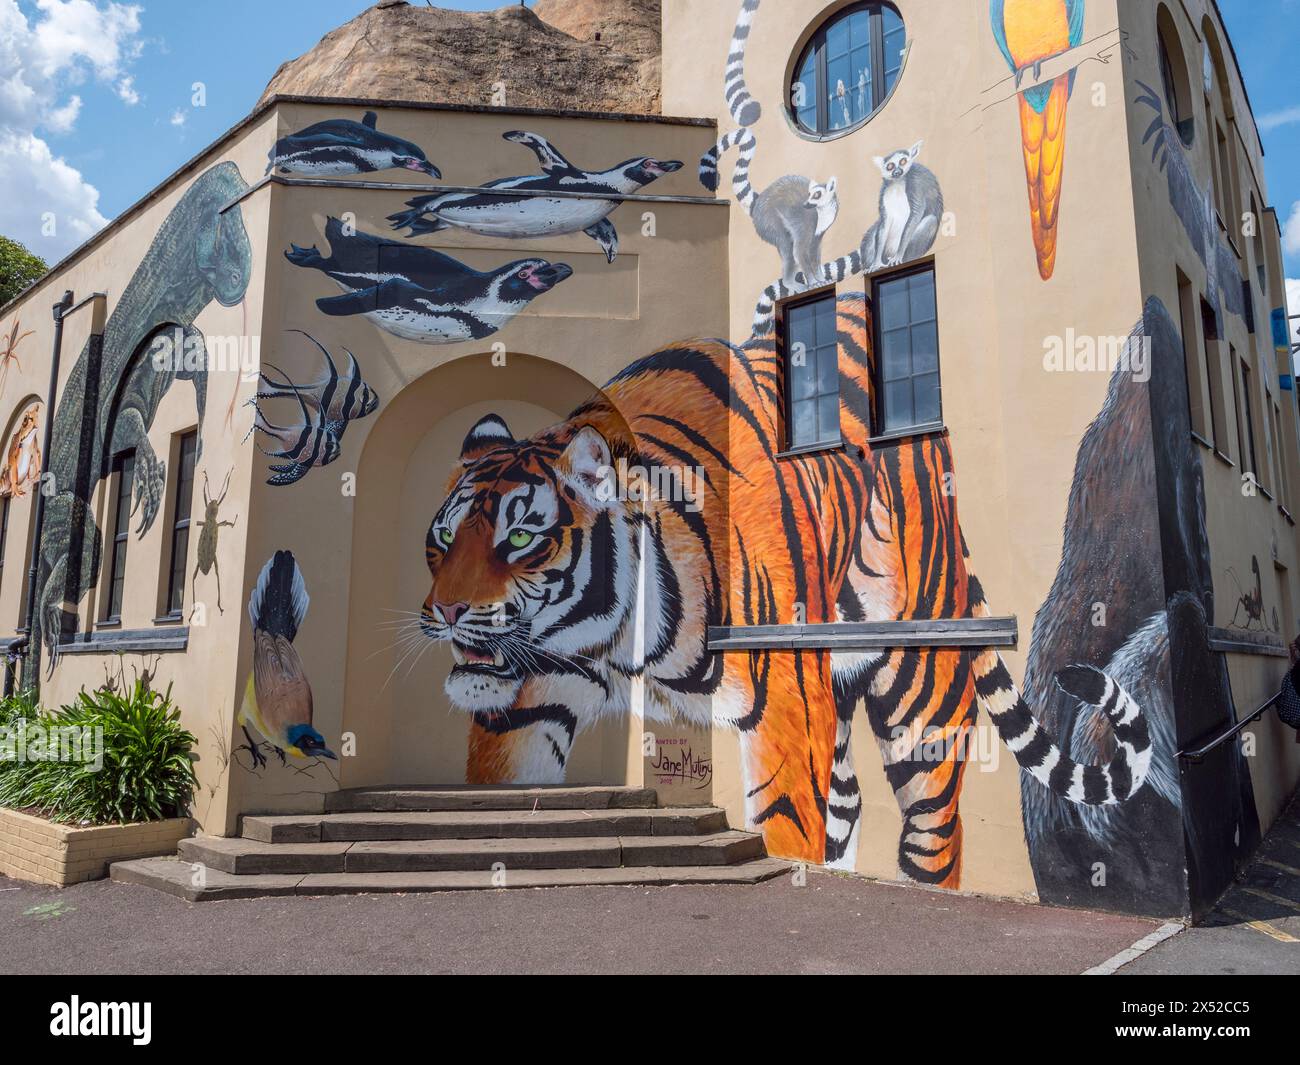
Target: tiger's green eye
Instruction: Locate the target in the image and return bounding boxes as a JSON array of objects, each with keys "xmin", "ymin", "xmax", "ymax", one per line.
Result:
[
  {"xmin": 508, "ymin": 529, "xmax": 536, "ymax": 550},
  {"xmin": 439, "ymin": 528, "xmax": 454, "ymax": 546}
]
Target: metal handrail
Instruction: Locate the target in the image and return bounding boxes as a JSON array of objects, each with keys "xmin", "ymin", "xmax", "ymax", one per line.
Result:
[{"xmin": 1177, "ymin": 693, "xmax": 1280, "ymax": 763}]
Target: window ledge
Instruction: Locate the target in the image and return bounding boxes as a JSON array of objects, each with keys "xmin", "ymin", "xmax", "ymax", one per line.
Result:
[
  {"xmin": 95, "ymin": 618, "xmax": 122, "ymax": 630},
  {"xmin": 868, "ymin": 422, "xmax": 947, "ymax": 446},
  {"xmin": 776, "ymin": 439, "xmax": 845, "ymax": 460},
  {"xmin": 708, "ymin": 617, "xmax": 1018, "ymax": 652},
  {"xmin": 152, "ymin": 613, "xmax": 185, "ymax": 626},
  {"xmin": 56, "ymin": 627, "xmax": 190, "ymax": 656},
  {"xmin": 1212, "ymin": 449, "xmax": 1235, "ymax": 468},
  {"xmin": 1190, "ymin": 430, "xmax": 1214, "ymax": 451}
]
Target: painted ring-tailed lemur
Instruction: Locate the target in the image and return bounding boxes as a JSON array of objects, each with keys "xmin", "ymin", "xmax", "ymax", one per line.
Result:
[
  {"xmin": 752, "ymin": 142, "xmax": 945, "ymax": 335},
  {"xmin": 699, "ymin": 0, "xmax": 841, "ymax": 291}
]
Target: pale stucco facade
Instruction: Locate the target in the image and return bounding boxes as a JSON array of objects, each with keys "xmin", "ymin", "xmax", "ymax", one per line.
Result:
[{"xmin": 1, "ymin": 0, "xmax": 1296, "ymax": 919}]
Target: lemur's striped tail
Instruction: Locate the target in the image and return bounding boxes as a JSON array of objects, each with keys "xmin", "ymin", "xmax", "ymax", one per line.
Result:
[
  {"xmin": 968, "ymin": 577, "xmax": 1152, "ymax": 806},
  {"xmin": 724, "ymin": 0, "xmax": 764, "ymax": 127},
  {"xmin": 751, "ymin": 251, "xmax": 864, "ymax": 336},
  {"xmin": 698, "ymin": 0, "xmax": 764, "ymax": 203},
  {"xmin": 699, "ymin": 128, "xmax": 756, "ymax": 195}
]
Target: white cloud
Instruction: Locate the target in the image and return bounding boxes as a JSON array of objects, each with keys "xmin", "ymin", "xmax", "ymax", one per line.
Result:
[
  {"xmin": 0, "ymin": 129, "xmax": 108, "ymax": 257},
  {"xmin": 169, "ymin": 108, "xmax": 186, "ymax": 128},
  {"xmin": 116, "ymin": 75, "xmax": 140, "ymax": 106},
  {"xmin": 0, "ymin": 0, "xmax": 143, "ymax": 261},
  {"xmin": 1283, "ymin": 202, "xmax": 1300, "ymax": 260},
  {"xmin": 1258, "ymin": 105, "xmax": 1300, "ymax": 133}
]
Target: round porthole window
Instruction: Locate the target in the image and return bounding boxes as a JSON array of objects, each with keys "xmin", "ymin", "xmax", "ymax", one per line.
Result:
[{"xmin": 790, "ymin": 3, "xmax": 907, "ymax": 138}]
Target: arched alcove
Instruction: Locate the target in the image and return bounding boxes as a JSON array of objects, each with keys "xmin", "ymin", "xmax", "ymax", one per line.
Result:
[
  {"xmin": 340, "ymin": 351, "xmax": 638, "ymax": 788},
  {"xmin": 0, "ymin": 393, "xmax": 44, "ymax": 635}
]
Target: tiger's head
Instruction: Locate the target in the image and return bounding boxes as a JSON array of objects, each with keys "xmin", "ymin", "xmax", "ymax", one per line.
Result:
[{"xmin": 421, "ymin": 413, "xmax": 636, "ymax": 715}]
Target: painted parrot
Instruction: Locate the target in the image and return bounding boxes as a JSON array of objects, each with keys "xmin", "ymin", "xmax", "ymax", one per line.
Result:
[{"xmin": 990, "ymin": 0, "xmax": 1086, "ymax": 280}]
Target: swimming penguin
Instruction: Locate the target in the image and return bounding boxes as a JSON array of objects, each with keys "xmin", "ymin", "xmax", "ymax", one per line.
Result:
[
  {"xmin": 285, "ymin": 218, "xmax": 573, "ymax": 344},
  {"xmin": 385, "ymin": 130, "xmax": 683, "ymax": 262},
  {"xmin": 266, "ymin": 111, "xmax": 442, "ymax": 178}
]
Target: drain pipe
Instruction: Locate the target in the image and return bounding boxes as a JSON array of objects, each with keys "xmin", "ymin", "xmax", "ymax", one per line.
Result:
[{"xmin": 11, "ymin": 290, "xmax": 107, "ymax": 698}]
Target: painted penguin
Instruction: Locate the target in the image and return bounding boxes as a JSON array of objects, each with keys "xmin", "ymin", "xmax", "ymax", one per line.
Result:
[
  {"xmin": 286, "ymin": 218, "xmax": 573, "ymax": 344},
  {"xmin": 386, "ymin": 130, "xmax": 683, "ymax": 263},
  {"xmin": 266, "ymin": 111, "xmax": 442, "ymax": 178}
]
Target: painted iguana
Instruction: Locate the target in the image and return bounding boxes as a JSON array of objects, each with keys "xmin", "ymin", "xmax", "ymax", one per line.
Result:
[{"xmin": 31, "ymin": 162, "xmax": 253, "ymax": 676}]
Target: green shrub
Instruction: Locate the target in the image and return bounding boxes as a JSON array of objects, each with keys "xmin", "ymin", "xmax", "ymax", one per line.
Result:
[
  {"xmin": 0, "ymin": 682, "xmax": 197, "ymax": 825},
  {"xmin": 0, "ymin": 689, "xmax": 39, "ymax": 730},
  {"xmin": 0, "ymin": 234, "xmax": 48, "ymax": 306}
]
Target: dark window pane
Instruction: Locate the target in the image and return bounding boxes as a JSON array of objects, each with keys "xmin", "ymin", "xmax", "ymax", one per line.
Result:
[
  {"xmin": 881, "ymin": 328, "xmax": 911, "ymax": 381},
  {"xmin": 913, "ymin": 373, "xmax": 942, "ymax": 425},
  {"xmin": 880, "ymin": 281, "xmax": 910, "ymax": 330},
  {"xmin": 884, "ymin": 380, "xmax": 913, "ymax": 431},
  {"xmin": 168, "ymin": 527, "xmax": 190, "ymax": 615},
  {"xmin": 166, "ymin": 432, "xmax": 199, "ymax": 615},
  {"xmin": 875, "ymin": 267, "xmax": 940, "ymax": 435},
  {"xmin": 784, "ymin": 294, "xmax": 841, "ymax": 449},
  {"xmin": 911, "ymin": 320, "xmax": 939, "ymax": 373},
  {"xmin": 792, "ymin": 400, "xmax": 817, "ymax": 445},
  {"xmin": 818, "ymin": 345, "xmax": 840, "ymax": 393},
  {"xmin": 818, "ymin": 394, "xmax": 841, "ymax": 442},
  {"xmin": 105, "ymin": 452, "xmax": 135, "ymax": 621},
  {"xmin": 794, "ymin": 49, "xmax": 817, "ymax": 130},
  {"xmin": 790, "ymin": 4, "xmax": 906, "ymax": 136},
  {"xmin": 883, "ymin": 7, "xmax": 906, "ymax": 84}
]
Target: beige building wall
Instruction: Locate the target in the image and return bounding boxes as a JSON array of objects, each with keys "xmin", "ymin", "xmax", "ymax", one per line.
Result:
[
  {"xmin": 227, "ymin": 103, "xmax": 729, "ymax": 824},
  {"xmin": 666, "ymin": 0, "xmax": 1154, "ymax": 899},
  {"xmin": 0, "ymin": 111, "xmax": 279, "ymax": 835},
  {"xmin": 1120, "ymin": 0, "xmax": 1300, "ymax": 840},
  {"xmin": 1, "ymin": 1, "xmax": 1295, "ymax": 918}
]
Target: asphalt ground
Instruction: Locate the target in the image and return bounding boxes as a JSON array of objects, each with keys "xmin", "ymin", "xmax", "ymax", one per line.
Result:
[{"xmin": 0, "ymin": 865, "xmax": 1157, "ymax": 975}]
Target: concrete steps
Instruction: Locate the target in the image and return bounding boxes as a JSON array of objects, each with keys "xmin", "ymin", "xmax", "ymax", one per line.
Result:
[
  {"xmin": 324, "ymin": 785, "xmax": 659, "ymax": 812},
  {"xmin": 241, "ymin": 806, "xmax": 729, "ymax": 843},
  {"xmin": 111, "ymin": 785, "xmax": 784, "ymax": 900}
]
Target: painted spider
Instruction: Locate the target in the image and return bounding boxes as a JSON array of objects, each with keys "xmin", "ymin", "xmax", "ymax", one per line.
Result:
[{"xmin": 0, "ymin": 318, "xmax": 33, "ymax": 398}]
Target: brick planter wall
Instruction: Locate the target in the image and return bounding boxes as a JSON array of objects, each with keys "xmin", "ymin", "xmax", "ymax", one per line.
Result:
[{"xmin": 0, "ymin": 808, "xmax": 192, "ymax": 887}]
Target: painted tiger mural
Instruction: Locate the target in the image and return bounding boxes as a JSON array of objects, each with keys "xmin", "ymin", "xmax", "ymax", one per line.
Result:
[{"xmin": 419, "ymin": 293, "xmax": 1153, "ymax": 884}]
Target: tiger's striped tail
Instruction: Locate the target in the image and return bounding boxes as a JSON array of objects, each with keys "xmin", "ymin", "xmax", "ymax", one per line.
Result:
[
  {"xmin": 751, "ymin": 251, "xmax": 864, "ymax": 336},
  {"xmin": 968, "ymin": 579, "xmax": 1152, "ymax": 805}
]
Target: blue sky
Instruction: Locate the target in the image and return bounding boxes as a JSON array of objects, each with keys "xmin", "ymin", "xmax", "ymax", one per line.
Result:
[{"xmin": 1, "ymin": 0, "xmax": 1296, "ymax": 291}]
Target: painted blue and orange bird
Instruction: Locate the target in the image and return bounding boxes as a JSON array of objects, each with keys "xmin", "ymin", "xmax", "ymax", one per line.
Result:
[
  {"xmin": 237, "ymin": 550, "xmax": 336, "ymax": 768},
  {"xmin": 990, "ymin": 0, "xmax": 1086, "ymax": 280}
]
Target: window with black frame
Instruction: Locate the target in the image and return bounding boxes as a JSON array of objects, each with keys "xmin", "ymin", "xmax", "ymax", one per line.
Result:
[
  {"xmin": 875, "ymin": 266, "xmax": 941, "ymax": 436},
  {"xmin": 103, "ymin": 451, "xmax": 135, "ymax": 623},
  {"xmin": 783, "ymin": 292, "xmax": 841, "ymax": 452},
  {"xmin": 791, "ymin": 3, "xmax": 906, "ymax": 137},
  {"xmin": 164, "ymin": 431, "xmax": 198, "ymax": 617}
]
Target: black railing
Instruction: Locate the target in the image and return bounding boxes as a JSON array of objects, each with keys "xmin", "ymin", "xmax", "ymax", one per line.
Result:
[{"xmin": 1177, "ymin": 693, "xmax": 1281, "ymax": 763}]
